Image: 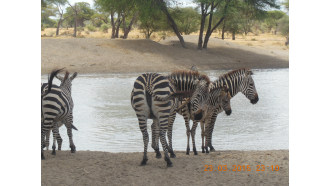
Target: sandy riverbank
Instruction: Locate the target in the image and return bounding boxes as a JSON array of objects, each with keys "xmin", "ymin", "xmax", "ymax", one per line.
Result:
[
  {"xmin": 41, "ymin": 35, "xmax": 288, "ymax": 74},
  {"xmin": 41, "ymin": 150, "xmax": 288, "ymax": 185}
]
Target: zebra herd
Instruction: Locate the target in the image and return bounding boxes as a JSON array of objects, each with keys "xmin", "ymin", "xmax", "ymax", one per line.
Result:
[{"xmin": 41, "ymin": 67, "xmax": 259, "ymax": 168}]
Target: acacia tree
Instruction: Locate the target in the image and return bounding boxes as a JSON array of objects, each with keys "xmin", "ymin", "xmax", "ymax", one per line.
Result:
[
  {"xmin": 46, "ymin": 0, "xmax": 67, "ymax": 36},
  {"xmin": 64, "ymin": 2, "xmax": 94, "ymax": 37},
  {"xmin": 95, "ymin": 0, "xmax": 138, "ymax": 39},
  {"xmin": 170, "ymin": 7, "xmax": 200, "ymax": 35},
  {"xmin": 265, "ymin": 10, "xmax": 285, "ymax": 34},
  {"xmin": 195, "ymin": 0, "xmax": 278, "ymax": 49}
]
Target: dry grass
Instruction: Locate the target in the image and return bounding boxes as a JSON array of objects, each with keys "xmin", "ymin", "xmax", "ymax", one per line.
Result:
[{"xmin": 41, "ymin": 28, "xmax": 288, "ymax": 51}]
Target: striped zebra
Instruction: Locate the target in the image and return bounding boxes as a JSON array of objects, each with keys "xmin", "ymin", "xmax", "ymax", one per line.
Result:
[
  {"xmin": 131, "ymin": 71, "xmax": 211, "ymax": 167},
  {"xmin": 41, "ymin": 70, "xmax": 77, "ymax": 160},
  {"xmin": 41, "ymin": 83, "xmax": 78, "ymax": 151},
  {"xmin": 152, "ymin": 81, "xmax": 233, "ymax": 157},
  {"xmin": 158, "ymin": 68, "xmax": 259, "ymax": 155}
]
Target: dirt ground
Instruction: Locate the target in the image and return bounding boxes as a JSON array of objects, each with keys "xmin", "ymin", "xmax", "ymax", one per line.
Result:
[
  {"xmin": 41, "ymin": 35, "xmax": 288, "ymax": 74},
  {"xmin": 41, "ymin": 150, "xmax": 288, "ymax": 186}
]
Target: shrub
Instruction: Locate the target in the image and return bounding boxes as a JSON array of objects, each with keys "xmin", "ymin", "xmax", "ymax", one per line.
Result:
[
  {"xmin": 100, "ymin": 24, "xmax": 109, "ymax": 33},
  {"xmin": 86, "ymin": 24, "xmax": 96, "ymax": 32}
]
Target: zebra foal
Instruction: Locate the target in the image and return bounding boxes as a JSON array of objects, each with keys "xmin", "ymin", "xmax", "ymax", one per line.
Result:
[
  {"xmin": 41, "ymin": 69, "xmax": 77, "ymax": 160},
  {"xmin": 131, "ymin": 71, "xmax": 210, "ymax": 167}
]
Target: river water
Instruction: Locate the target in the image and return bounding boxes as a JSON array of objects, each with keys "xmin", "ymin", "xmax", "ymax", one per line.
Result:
[{"xmin": 41, "ymin": 68, "xmax": 288, "ymax": 152}]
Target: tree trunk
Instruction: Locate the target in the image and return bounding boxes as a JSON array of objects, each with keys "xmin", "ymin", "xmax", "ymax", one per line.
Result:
[
  {"xmin": 122, "ymin": 13, "xmax": 126, "ymax": 38},
  {"xmin": 203, "ymin": 2, "xmax": 215, "ymax": 49},
  {"xmin": 110, "ymin": 12, "xmax": 115, "ymax": 39},
  {"xmin": 157, "ymin": 0, "xmax": 185, "ymax": 48},
  {"xmin": 221, "ymin": 20, "xmax": 226, "ymax": 40},
  {"xmin": 198, "ymin": 3, "xmax": 207, "ymax": 50},
  {"xmin": 123, "ymin": 13, "xmax": 138, "ymax": 39},
  {"xmin": 201, "ymin": 0, "xmax": 229, "ymax": 49},
  {"xmin": 56, "ymin": 16, "xmax": 62, "ymax": 36},
  {"xmin": 115, "ymin": 17, "xmax": 122, "ymax": 38},
  {"xmin": 73, "ymin": 13, "xmax": 77, "ymax": 37},
  {"xmin": 232, "ymin": 31, "xmax": 235, "ymax": 40}
]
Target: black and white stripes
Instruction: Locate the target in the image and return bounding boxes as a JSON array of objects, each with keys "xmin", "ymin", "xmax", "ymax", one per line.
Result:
[
  {"xmin": 131, "ymin": 71, "xmax": 210, "ymax": 167},
  {"xmin": 41, "ymin": 69, "xmax": 77, "ymax": 160}
]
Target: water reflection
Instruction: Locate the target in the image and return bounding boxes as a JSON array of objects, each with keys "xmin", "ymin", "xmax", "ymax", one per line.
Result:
[{"xmin": 41, "ymin": 69, "xmax": 288, "ymax": 152}]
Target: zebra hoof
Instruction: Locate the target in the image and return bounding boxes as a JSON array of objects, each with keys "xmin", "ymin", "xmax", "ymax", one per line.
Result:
[
  {"xmin": 41, "ymin": 153, "xmax": 45, "ymax": 160},
  {"xmin": 140, "ymin": 158, "xmax": 148, "ymax": 166},
  {"xmin": 51, "ymin": 150, "xmax": 56, "ymax": 155},
  {"xmin": 70, "ymin": 146, "xmax": 76, "ymax": 153},
  {"xmin": 156, "ymin": 153, "xmax": 162, "ymax": 159},
  {"xmin": 186, "ymin": 148, "xmax": 190, "ymax": 155},
  {"xmin": 210, "ymin": 148, "xmax": 216, "ymax": 152},
  {"xmin": 165, "ymin": 157, "xmax": 173, "ymax": 167},
  {"xmin": 193, "ymin": 150, "xmax": 198, "ymax": 155},
  {"xmin": 167, "ymin": 162, "xmax": 173, "ymax": 167},
  {"xmin": 170, "ymin": 153, "xmax": 176, "ymax": 158}
]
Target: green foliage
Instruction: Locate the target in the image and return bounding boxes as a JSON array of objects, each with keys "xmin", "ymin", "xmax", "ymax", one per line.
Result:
[
  {"xmin": 100, "ymin": 24, "xmax": 110, "ymax": 33},
  {"xmin": 63, "ymin": 2, "xmax": 95, "ymax": 27},
  {"xmin": 41, "ymin": 4, "xmax": 57, "ymax": 28},
  {"xmin": 91, "ymin": 13, "xmax": 110, "ymax": 27},
  {"xmin": 264, "ymin": 10, "xmax": 285, "ymax": 32},
  {"xmin": 86, "ymin": 24, "xmax": 97, "ymax": 32},
  {"xmin": 170, "ymin": 7, "xmax": 200, "ymax": 35},
  {"xmin": 278, "ymin": 14, "xmax": 289, "ymax": 36}
]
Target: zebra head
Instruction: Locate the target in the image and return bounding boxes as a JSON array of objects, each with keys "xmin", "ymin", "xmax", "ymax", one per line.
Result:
[
  {"xmin": 218, "ymin": 85, "xmax": 232, "ymax": 116},
  {"xmin": 240, "ymin": 69, "xmax": 259, "ymax": 104},
  {"xmin": 190, "ymin": 75, "xmax": 210, "ymax": 121},
  {"xmin": 56, "ymin": 71, "xmax": 78, "ymax": 93}
]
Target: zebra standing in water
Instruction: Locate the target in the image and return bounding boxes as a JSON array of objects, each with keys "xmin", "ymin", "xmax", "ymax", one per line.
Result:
[
  {"xmin": 131, "ymin": 71, "xmax": 210, "ymax": 167},
  {"xmin": 41, "ymin": 70, "xmax": 77, "ymax": 160},
  {"xmin": 41, "ymin": 83, "xmax": 78, "ymax": 151}
]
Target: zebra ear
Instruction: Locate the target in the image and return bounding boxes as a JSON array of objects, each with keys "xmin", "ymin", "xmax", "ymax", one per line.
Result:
[
  {"xmin": 70, "ymin": 72, "xmax": 78, "ymax": 81},
  {"xmin": 246, "ymin": 69, "xmax": 253, "ymax": 75},
  {"xmin": 56, "ymin": 74, "xmax": 64, "ymax": 82}
]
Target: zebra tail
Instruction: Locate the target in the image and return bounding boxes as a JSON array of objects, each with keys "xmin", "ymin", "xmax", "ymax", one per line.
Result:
[
  {"xmin": 72, "ymin": 124, "xmax": 78, "ymax": 131},
  {"xmin": 45, "ymin": 68, "xmax": 64, "ymax": 96}
]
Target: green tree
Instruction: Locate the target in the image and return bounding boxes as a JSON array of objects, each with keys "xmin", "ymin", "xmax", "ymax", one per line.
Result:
[
  {"xmin": 170, "ymin": 7, "xmax": 200, "ymax": 35},
  {"xmin": 278, "ymin": 14, "xmax": 289, "ymax": 45},
  {"xmin": 41, "ymin": 3, "xmax": 57, "ymax": 30},
  {"xmin": 195, "ymin": 0, "xmax": 279, "ymax": 49},
  {"xmin": 64, "ymin": 2, "xmax": 95, "ymax": 37},
  {"xmin": 265, "ymin": 10, "xmax": 285, "ymax": 34}
]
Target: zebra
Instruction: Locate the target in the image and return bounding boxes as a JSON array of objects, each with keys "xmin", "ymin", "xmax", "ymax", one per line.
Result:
[
  {"xmin": 152, "ymin": 81, "xmax": 233, "ymax": 157},
  {"xmin": 41, "ymin": 83, "xmax": 78, "ymax": 151},
  {"xmin": 41, "ymin": 70, "xmax": 77, "ymax": 160},
  {"xmin": 131, "ymin": 71, "xmax": 211, "ymax": 167}
]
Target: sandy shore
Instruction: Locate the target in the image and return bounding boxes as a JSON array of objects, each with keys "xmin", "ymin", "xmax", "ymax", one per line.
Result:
[
  {"xmin": 41, "ymin": 150, "xmax": 288, "ymax": 185},
  {"xmin": 41, "ymin": 35, "xmax": 288, "ymax": 74}
]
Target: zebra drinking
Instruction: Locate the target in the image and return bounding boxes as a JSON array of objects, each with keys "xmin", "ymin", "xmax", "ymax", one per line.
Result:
[
  {"xmin": 41, "ymin": 69, "xmax": 77, "ymax": 160},
  {"xmin": 131, "ymin": 71, "xmax": 210, "ymax": 167}
]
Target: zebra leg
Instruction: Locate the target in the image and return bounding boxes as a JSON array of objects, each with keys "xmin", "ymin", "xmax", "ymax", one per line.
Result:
[
  {"xmin": 51, "ymin": 126, "xmax": 59, "ymax": 155},
  {"xmin": 151, "ymin": 122, "xmax": 161, "ymax": 159},
  {"xmin": 41, "ymin": 127, "xmax": 47, "ymax": 160},
  {"xmin": 158, "ymin": 114, "xmax": 173, "ymax": 167},
  {"xmin": 167, "ymin": 111, "xmax": 176, "ymax": 158},
  {"xmin": 65, "ymin": 113, "xmax": 76, "ymax": 153},
  {"xmin": 45, "ymin": 130, "xmax": 51, "ymax": 150},
  {"xmin": 191, "ymin": 121, "xmax": 198, "ymax": 155},
  {"xmin": 184, "ymin": 115, "xmax": 191, "ymax": 155},
  {"xmin": 208, "ymin": 115, "xmax": 218, "ymax": 152},
  {"xmin": 57, "ymin": 130, "xmax": 63, "ymax": 151},
  {"xmin": 200, "ymin": 121, "xmax": 205, "ymax": 153},
  {"xmin": 139, "ymin": 117, "xmax": 149, "ymax": 166}
]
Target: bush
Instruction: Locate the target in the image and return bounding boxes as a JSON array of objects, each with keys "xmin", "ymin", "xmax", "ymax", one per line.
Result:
[
  {"xmin": 100, "ymin": 24, "xmax": 109, "ymax": 33},
  {"xmin": 86, "ymin": 25, "xmax": 96, "ymax": 32}
]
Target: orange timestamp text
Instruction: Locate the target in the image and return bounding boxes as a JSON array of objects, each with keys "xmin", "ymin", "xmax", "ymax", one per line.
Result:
[{"xmin": 204, "ymin": 165, "xmax": 280, "ymax": 172}]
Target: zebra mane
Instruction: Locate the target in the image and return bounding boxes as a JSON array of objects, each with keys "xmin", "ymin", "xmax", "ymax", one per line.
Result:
[
  {"xmin": 220, "ymin": 68, "xmax": 252, "ymax": 79},
  {"xmin": 169, "ymin": 70, "xmax": 210, "ymax": 92}
]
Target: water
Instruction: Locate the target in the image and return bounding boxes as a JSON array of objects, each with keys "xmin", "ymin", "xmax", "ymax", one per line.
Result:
[{"xmin": 41, "ymin": 68, "xmax": 289, "ymax": 152}]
